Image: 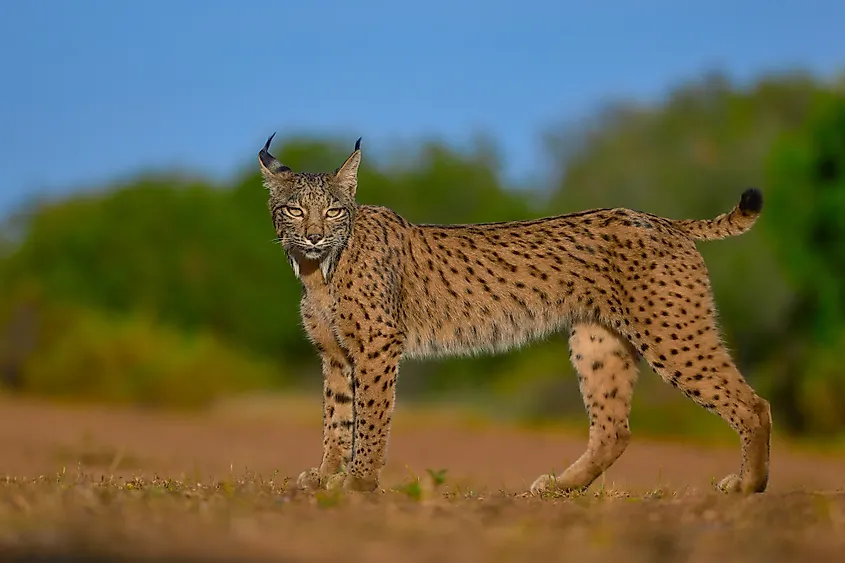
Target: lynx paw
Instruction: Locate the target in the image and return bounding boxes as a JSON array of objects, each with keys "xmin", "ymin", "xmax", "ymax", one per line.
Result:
[
  {"xmin": 530, "ymin": 473, "xmax": 557, "ymax": 495},
  {"xmin": 530, "ymin": 472, "xmax": 590, "ymax": 496},
  {"xmin": 716, "ymin": 473, "xmax": 748, "ymax": 494},
  {"xmin": 326, "ymin": 473, "xmax": 379, "ymax": 493},
  {"xmin": 296, "ymin": 467, "xmax": 322, "ymax": 491}
]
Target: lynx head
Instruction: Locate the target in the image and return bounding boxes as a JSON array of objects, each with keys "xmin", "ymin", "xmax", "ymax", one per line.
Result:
[{"xmin": 258, "ymin": 134, "xmax": 361, "ymax": 280}]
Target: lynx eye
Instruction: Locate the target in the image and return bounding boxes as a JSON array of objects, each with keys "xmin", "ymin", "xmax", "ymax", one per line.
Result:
[
  {"xmin": 325, "ymin": 208, "xmax": 345, "ymax": 219},
  {"xmin": 283, "ymin": 206, "xmax": 304, "ymax": 218}
]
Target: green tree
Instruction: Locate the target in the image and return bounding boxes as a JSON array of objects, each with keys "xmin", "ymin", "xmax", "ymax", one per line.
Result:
[{"xmin": 761, "ymin": 93, "xmax": 845, "ymax": 434}]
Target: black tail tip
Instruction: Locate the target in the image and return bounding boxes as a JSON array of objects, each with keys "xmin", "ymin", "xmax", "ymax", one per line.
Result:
[{"xmin": 739, "ymin": 187, "xmax": 763, "ymax": 214}]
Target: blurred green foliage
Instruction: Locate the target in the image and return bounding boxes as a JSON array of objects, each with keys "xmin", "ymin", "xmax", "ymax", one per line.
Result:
[
  {"xmin": 760, "ymin": 93, "xmax": 845, "ymax": 434},
  {"xmin": 0, "ymin": 284, "xmax": 278, "ymax": 409},
  {"xmin": 1, "ymin": 70, "xmax": 844, "ymax": 436}
]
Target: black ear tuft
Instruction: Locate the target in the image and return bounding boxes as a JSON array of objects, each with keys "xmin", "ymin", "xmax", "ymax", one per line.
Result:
[
  {"xmin": 739, "ymin": 187, "xmax": 763, "ymax": 214},
  {"xmin": 262, "ymin": 132, "xmax": 276, "ymax": 153},
  {"xmin": 258, "ymin": 132, "xmax": 291, "ymax": 173},
  {"xmin": 354, "ymin": 137, "xmax": 362, "ymax": 151}
]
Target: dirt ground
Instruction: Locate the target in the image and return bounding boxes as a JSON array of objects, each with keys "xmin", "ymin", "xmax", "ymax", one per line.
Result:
[{"xmin": 0, "ymin": 395, "xmax": 843, "ymax": 562}]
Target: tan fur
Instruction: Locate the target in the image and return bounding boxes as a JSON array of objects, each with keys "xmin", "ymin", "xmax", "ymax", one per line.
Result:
[{"xmin": 258, "ymin": 135, "xmax": 771, "ymax": 495}]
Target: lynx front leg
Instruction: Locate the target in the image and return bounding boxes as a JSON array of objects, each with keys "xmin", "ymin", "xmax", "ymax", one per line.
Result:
[
  {"xmin": 331, "ymin": 325, "xmax": 404, "ymax": 493},
  {"xmin": 297, "ymin": 306, "xmax": 354, "ymax": 491},
  {"xmin": 309, "ymin": 347, "xmax": 355, "ymax": 487}
]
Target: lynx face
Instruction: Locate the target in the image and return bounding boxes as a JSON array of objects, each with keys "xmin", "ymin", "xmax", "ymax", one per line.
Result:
[
  {"xmin": 258, "ymin": 134, "xmax": 361, "ymax": 275},
  {"xmin": 269, "ymin": 174, "xmax": 355, "ymax": 261}
]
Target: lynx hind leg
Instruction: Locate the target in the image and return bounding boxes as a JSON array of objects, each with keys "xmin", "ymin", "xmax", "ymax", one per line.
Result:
[
  {"xmin": 531, "ymin": 322, "xmax": 640, "ymax": 495},
  {"xmin": 634, "ymin": 321, "xmax": 771, "ymax": 494}
]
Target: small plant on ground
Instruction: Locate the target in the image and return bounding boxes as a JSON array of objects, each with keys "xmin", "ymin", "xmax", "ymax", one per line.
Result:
[{"xmin": 393, "ymin": 467, "xmax": 449, "ymax": 501}]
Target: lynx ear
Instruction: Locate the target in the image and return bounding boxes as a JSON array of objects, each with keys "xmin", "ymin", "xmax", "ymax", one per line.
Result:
[
  {"xmin": 258, "ymin": 133, "xmax": 292, "ymax": 181},
  {"xmin": 334, "ymin": 137, "xmax": 362, "ymax": 198}
]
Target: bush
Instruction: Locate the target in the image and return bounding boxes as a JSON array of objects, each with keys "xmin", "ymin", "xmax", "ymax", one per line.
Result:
[{"xmin": 0, "ymin": 284, "xmax": 282, "ymax": 409}]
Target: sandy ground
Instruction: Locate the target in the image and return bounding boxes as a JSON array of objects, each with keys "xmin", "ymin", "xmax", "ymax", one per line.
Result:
[
  {"xmin": 1, "ymin": 395, "xmax": 842, "ymax": 494},
  {"xmin": 0, "ymin": 395, "xmax": 843, "ymax": 562}
]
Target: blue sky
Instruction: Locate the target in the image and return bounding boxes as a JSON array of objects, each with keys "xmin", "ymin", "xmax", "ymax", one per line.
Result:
[{"xmin": 1, "ymin": 0, "xmax": 842, "ymax": 217}]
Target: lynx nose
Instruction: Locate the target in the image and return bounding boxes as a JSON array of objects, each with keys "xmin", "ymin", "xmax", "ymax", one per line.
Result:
[{"xmin": 306, "ymin": 234, "xmax": 323, "ymax": 245}]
